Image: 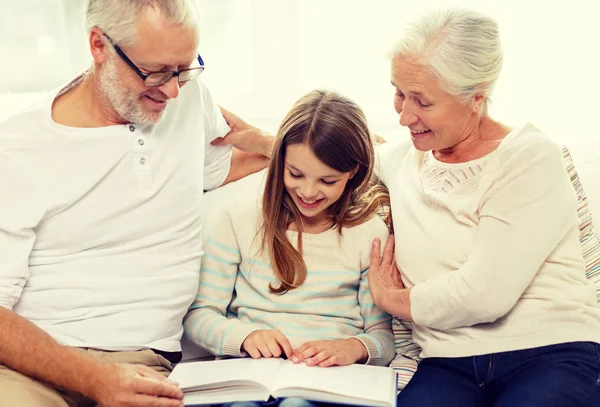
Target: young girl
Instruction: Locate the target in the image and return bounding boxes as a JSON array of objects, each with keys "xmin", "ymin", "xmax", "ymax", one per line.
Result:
[{"xmin": 183, "ymin": 90, "xmax": 395, "ymax": 407}]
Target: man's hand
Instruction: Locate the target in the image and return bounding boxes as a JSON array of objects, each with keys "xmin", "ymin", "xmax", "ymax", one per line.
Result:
[
  {"xmin": 211, "ymin": 107, "xmax": 274, "ymax": 158},
  {"xmin": 93, "ymin": 363, "xmax": 184, "ymax": 407},
  {"xmin": 291, "ymin": 338, "xmax": 368, "ymax": 367},
  {"xmin": 241, "ymin": 329, "xmax": 293, "ymax": 359},
  {"xmin": 372, "ymin": 133, "xmax": 387, "ymax": 144}
]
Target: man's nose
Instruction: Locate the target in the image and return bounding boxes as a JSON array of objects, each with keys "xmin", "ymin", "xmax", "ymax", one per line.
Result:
[{"xmin": 158, "ymin": 76, "xmax": 180, "ymax": 99}]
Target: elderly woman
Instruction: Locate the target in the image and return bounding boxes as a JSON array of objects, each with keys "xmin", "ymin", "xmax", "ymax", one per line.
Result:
[{"xmin": 366, "ymin": 8, "xmax": 600, "ymax": 407}]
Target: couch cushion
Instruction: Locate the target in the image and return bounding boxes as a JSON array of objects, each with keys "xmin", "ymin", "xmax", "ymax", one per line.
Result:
[{"xmin": 562, "ymin": 146, "xmax": 600, "ymax": 303}]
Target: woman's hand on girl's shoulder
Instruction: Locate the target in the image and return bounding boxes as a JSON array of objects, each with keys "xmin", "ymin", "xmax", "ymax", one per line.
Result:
[
  {"xmin": 368, "ymin": 236, "xmax": 405, "ymax": 301},
  {"xmin": 291, "ymin": 338, "xmax": 368, "ymax": 367}
]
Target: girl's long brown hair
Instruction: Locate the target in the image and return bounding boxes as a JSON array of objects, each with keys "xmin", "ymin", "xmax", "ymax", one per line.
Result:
[{"xmin": 260, "ymin": 90, "xmax": 390, "ymax": 294}]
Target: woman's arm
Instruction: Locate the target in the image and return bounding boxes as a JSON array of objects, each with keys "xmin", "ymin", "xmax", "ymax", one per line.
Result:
[{"xmin": 409, "ymin": 138, "xmax": 580, "ymax": 330}]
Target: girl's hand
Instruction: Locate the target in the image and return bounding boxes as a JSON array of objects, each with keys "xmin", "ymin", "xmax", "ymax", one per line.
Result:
[
  {"xmin": 291, "ymin": 338, "xmax": 368, "ymax": 367},
  {"xmin": 241, "ymin": 329, "xmax": 293, "ymax": 359}
]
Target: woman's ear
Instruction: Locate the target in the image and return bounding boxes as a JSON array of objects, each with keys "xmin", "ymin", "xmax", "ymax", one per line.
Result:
[
  {"xmin": 469, "ymin": 82, "xmax": 488, "ymax": 114},
  {"xmin": 349, "ymin": 166, "xmax": 359, "ymax": 179}
]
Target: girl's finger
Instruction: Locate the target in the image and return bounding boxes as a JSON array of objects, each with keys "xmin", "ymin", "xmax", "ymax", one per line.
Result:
[{"xmin": 306, "ymin": 350, "xmax": 331, "ymax": 367}]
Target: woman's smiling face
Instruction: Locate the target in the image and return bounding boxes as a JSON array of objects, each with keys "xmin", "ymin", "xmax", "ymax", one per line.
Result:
[{"xmin": 391, "ymin": 57, "xmax": 481, "ymax": 153}]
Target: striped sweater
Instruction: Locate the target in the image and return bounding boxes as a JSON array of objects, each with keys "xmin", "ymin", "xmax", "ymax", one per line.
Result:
[{"xmin": 184, "ymin": 196, "xmax": 395, "ymax": 366}]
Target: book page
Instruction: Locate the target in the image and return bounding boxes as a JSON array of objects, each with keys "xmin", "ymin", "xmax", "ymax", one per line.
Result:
[
  {"xmin": 182, "ymin": 386, "xmax": 270, "ymax": 406},
  {"xmin": 272, "ymin": 361, "xmax": 396, "ymax": 407},
  {"xmin": 169, "ymin": 358, "xmax": 283, "ymax": 392}
]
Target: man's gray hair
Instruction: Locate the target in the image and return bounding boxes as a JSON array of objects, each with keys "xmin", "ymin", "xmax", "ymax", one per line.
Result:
[
  {"xmin": 391, "ymin": 8, "xmax": 503, "ymax": 106},
  {"xmin": 85, "ymin": 0, "xmax": 200, "ymax": 46}
]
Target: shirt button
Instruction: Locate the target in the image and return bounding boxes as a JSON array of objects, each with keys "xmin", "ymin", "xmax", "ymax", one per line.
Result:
[
  {"xmin": 138, "ymin": 139, "xmax": 144, "ymax": 146},
  {"xmin": 140, "ymin": 157, "xmax": 146, "ymax": 165},
  {"xmin": 129, "ymin": 125, "xmax": 135, "ymax": 132}
]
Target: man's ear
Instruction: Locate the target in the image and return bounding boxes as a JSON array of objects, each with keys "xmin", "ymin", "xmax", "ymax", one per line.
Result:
[{"xmin": 89, "ymin": 27, "xmax": 109, "ymax": 65}]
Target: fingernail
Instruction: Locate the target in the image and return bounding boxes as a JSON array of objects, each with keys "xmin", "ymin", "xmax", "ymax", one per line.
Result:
[{"xmin": 291, "ymin": 356, "xmax": 299, "ymax": 363}]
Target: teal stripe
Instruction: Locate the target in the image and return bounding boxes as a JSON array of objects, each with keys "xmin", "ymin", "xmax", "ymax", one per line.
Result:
[
  {"xmin": 283, "ymin": 332, "xmax": 340, "ymax": 341},
  {"xmin": 285, "ymin": 312, "xmax": 359, "ymax": 329},
  {"xmin": 357, "ymin": 333, "xmax": 383, "ymax": 356},
  {"xmin": 363, "ymin": 314, "xmax": 390, "ymax": 324},
  {"xmin": 192, "ymin": 312, "xmax": 221, "ymax": 347},
  {"xmin": 203, "ymin": 316, "xmax": 224, "ymax": 352},
  {"xmin": 302, "ymin": 281, "xmax": 358, "ymax": 290},
  {"xmin": 238, "ymin": 268, "xmax": 359, "ymax": 291},
  {"xmin": 306, "ymin": 269, "xmax": 362, "ymax": 278},
  {"xmin": 234, "ymin": 283, "xmax": 358, "ymax": 309},
  {"xmin": 242, "ymin": 258, "xmax": 361, "ymax": 279},
  {"xmin": 198, "ymin": 281, "xmax": 233, "ymax": 293},
  {"xmin": 243, "ymin": 258, "xmax": 271, "ymax": 268},
  {"xmin": 205, "ymin": 238, "xmax": 241, "ymax": 255},
  {"xmin": 239, "ymin": 268, "xmax": 275, "ymax": 282},
  {"xmin": 203, "ymin": 252, "xmax": 238, "ymax": 266},
  {"xmin": 191, "ymin": 295, "xmax": 230, "ymax": 308},
  {"xmin": 200, "ymin": 266, "xmax": 228, "ymax": 277},
  {"xmin": 248, "ymin": 315, "xmax": 355, "ymax": 336}
]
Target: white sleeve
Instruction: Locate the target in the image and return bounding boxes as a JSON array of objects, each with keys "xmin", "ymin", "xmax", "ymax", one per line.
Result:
[
  {"xmin": 199, "ymin": 82, "xmax": 232, "ymax": 191},
  {"xmin": 410, "ymin": 134, "xmax": 580, "ymax": 329},
  {"xmin": 0, "ymin": 154, "xmax": 46, "ymax": 310}
]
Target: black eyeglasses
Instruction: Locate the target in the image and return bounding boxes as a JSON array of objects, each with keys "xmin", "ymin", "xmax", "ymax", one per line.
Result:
[{"xmin": 103, "ymin": 33, "xmax": 205, "ymax": 87}]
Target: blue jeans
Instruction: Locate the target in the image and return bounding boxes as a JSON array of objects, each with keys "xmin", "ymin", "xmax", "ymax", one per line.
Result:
[{"xmin": 397, "ymin": 341, "xmax": 600, "ymax": 407}]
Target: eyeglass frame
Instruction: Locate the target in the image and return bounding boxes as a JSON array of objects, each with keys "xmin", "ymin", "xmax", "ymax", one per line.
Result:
[{"xmin": 102, "ymin": 32, "xmax": 205, "ymax": 87}]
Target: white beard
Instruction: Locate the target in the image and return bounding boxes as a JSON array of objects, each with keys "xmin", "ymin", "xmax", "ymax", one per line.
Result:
[{"xmin": 98, "ymin": 58, "xmax": 168, "ymax": 126}]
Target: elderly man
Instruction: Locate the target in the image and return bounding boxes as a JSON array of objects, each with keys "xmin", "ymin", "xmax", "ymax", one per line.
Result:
[{"xmin": 0, "ymin": 1, "xmax": 271, "ymax": 406}]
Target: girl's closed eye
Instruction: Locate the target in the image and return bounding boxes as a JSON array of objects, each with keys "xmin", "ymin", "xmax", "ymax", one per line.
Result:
[
  {"xmin": 321, "ymin": 179, "xmax": 338, "ymax": 186},
  {"xmin": 289, "ymin": 171, "xmax": 303, "ymax": 179}
]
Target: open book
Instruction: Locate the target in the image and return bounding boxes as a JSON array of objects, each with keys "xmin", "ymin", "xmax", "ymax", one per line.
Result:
[{"xmin": 169, "ymin": 357, "xmax": 397, "ymax": 406}]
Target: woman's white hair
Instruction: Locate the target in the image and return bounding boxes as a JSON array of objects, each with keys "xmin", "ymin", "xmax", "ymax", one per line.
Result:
[
  {"xmin": 391, "ymin": 8, "xmax": 503, "ymax": 106},
  {"xmin": 85, "ymin": 0, "xmax": 200, "ymax": 46}
]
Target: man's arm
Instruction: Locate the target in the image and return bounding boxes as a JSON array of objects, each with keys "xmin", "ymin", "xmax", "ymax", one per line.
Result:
[
  {"xmin": 0, "ymin": 308, "xmax": 184, "ymax": 406},
  {"xmin": 221, "ymin": 148, "xmax": 269, "ymax": 186}
]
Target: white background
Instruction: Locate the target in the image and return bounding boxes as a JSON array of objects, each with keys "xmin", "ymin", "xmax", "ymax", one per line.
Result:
[{"xmin": 1, "ymin": 0, "xmax": 598, "ymax": 212}]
